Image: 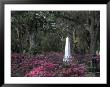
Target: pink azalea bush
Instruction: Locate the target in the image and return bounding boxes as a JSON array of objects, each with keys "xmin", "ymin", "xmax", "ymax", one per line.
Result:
[{"xmin": 11, "ymin": 52, "xmax": 99, "ymax": 77}]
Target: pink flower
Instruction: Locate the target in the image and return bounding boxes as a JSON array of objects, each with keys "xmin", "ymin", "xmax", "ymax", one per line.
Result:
[
  {"xmin": 72, "ymin": 68, "xmax": 78, "ymax": 74},
  {"xmin": 25, "ymin": 66, "xmax": 44, "ymax": 77},
  {"xmin": 44, "ymin": 62, "xmax": 56, "ymax": 67}
]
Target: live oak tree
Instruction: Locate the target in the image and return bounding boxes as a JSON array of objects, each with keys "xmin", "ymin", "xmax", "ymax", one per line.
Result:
[{"xmin": 11, "ymin": 11, "xmax": 100, "ymax": 56}]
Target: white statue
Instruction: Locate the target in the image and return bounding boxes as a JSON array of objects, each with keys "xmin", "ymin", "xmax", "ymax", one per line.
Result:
[{"xmin": 63, "ymin": 37, "xmax": 72, "ymax": 63}]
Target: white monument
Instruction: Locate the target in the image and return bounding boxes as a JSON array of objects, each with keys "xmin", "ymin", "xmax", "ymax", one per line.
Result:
[{"xmin": 63, "ymin": 37, "xmax": 72, "ymax": 63}]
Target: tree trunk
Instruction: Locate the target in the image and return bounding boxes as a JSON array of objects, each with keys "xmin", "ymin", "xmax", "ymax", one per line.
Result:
[
  {"xmin": 29, "ymin": 33, "xmax": 34, "ymax": 57},
  {"xmin": 89, "ymin": 12, "xmax": 98, "ymax": 55},
  {"xmin": 90, "ymin": 31, "xmax": 96, "ymax": 54}
]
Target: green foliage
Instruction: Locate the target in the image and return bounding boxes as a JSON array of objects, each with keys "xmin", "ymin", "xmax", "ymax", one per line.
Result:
[{"xmin": 11, "ymin": 11, "xmax": 100, "ymax": 55}]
